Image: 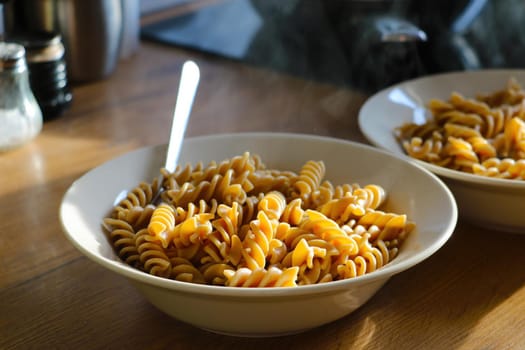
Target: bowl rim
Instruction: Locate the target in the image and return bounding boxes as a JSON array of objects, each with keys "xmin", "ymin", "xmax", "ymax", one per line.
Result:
[
  {"xmin": 358, "ymin": 69, "xmax": 525, "ymax": 189},
  {"xmin": 60, "ymin": 132, "xmax": 458, "ymax": 298}
]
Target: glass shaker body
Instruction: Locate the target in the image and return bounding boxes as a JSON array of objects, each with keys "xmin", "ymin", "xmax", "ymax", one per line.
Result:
[{"xmin": 0, "ymin": 42, "xmax": 43, "ymax": 151}]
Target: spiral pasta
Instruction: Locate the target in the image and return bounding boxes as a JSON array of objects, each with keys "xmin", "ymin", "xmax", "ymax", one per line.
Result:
[
  {"xmin": 103, "ymin": 153, "xmax": 415, "ymax": 287},
  {"xmin": 103, "ymin": 218, "xmax": 140, "ymax": 267},
  {"xmin": 113, "ymin": 179, "xmax": 160, "ymax": 215},
  {"xmin": 292, "ymin": 160, "xmax": 325, "ymax": 207},
  {"xmin": 148, "ymin": 204, "xmax": 176, "ymax": 248},
  {"xmin": 224, "ymin": 266, "xmax": 300, "ymax": 287},
  {"xmin": 171, "ymin": 257, "xmax": 206, "ymax": 283},
  {"xmin": 282, "ymin": 237, "xmax": 332, "ymax": 284},
  {"xmin": 396, "ymin": 77, "xmax": 525, "ymax": 180},
  {"xmin": 241, "ymin": 210, "xmax": 278, "ymax": 270},
  {"xmin": 135, "ymin": 228, "xmax": 172, "ymax": 278}
]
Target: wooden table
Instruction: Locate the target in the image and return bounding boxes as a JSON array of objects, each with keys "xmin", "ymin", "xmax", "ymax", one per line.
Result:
[{"xmin": 2, "ymin": 40, "xmax": 525, "ymax": 350}]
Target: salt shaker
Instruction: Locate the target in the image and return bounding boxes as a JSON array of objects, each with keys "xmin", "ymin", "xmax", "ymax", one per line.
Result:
[{"xmin": 0, "ymin": 42, "xmax": 43, "ymax": 151}]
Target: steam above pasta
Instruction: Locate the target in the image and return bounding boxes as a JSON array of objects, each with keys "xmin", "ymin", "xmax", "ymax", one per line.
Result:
[
  {"xmin": 103, "ymin": 152, "xmax": 415, "ymax": 287},
  {"xmin": 395, "ymin": 78, "xmax": 525, "ymax": 180}
]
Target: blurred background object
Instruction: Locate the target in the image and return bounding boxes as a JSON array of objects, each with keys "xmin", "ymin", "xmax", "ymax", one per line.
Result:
[
  {"xmin": 140, "ymin": 0, "xmax": 192, "ymax": 15},
  {"xmin": 3, "ymin": 0, "xmax": 525, "ymax": 93},
  {"xmin": 2, "ymin": 0, "xmax": 140, "ymax": 83},
  {"xmin": 141, "ymin": 0, "xmax": 525, "ymax": 92},
  {"xmin": 52, "ymin": 0, "xmax": 123, "ymax": 82},
  {"xmin": 0, "ymin": 0, "xmax": 141, "ymax": 120}
]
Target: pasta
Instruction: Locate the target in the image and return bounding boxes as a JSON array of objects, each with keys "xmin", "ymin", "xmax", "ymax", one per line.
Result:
[
  {"xmin": 103, "ymin": 152, "xmax": 415, "ymax": 287},
  {"xmin": 396, "ymin": 78, "xmax": 525, "ymax": 180}
]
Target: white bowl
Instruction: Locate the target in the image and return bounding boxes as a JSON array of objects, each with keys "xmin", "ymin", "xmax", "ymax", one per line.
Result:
[
  {"xmin": 60, "ymin": 132, "xmax": 457, "ymax": 337},
  {"xmin": 359, "ymin": 70, "xmax": 525, "ymax": 233}
]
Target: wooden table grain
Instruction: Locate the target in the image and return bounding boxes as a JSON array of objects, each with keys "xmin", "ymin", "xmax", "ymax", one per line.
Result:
[{"xmin": 1, "ymin": 40, "xmax": 525, "ymax": 350}]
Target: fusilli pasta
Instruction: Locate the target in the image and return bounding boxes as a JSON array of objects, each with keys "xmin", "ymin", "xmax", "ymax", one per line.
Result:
[
  {"xmin": 396, "ymin": 78, "xmax": 525, "ymax": 180},
  {"xmin": 103, "ymin": 153, "xmax": 415, "ymax": 287}
]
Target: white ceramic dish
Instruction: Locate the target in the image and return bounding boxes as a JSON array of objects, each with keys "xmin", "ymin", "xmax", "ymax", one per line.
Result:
[
  {"xmin": 359, "ymin": 70, "xmax": 525, "ymax": 233},
  {"xmin": 60, "ymin": 132, "xmax": 457, "ymax": 337}
]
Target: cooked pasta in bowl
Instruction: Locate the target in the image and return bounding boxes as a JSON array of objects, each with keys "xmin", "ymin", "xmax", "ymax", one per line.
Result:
[
  {"xmin": 60, "ymin": 132, "xmax": 457, "ymax": 337},
  {"xmin": 359, "ymin": 70, "xmax": 525, "ymax": 233}
]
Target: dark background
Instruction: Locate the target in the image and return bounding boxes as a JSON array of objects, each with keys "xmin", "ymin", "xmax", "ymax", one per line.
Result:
[{"xmin": 141, "ymin": 0, "xmax": 525, "ymax": 92}]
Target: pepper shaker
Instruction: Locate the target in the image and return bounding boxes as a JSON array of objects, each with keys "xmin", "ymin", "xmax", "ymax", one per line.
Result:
[
  {"xmin": 0, "ymin": 42, "xmax": 43, "ymax": 151},
  {"xmin": 11, "ymin": 32, "xmax": 73, "ymax": 120}
]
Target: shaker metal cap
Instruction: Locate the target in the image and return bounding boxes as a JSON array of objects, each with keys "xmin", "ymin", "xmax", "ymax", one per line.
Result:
[{"xmin": 0, "ymin": 42, "xmax": 27, "ymax": 72}]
